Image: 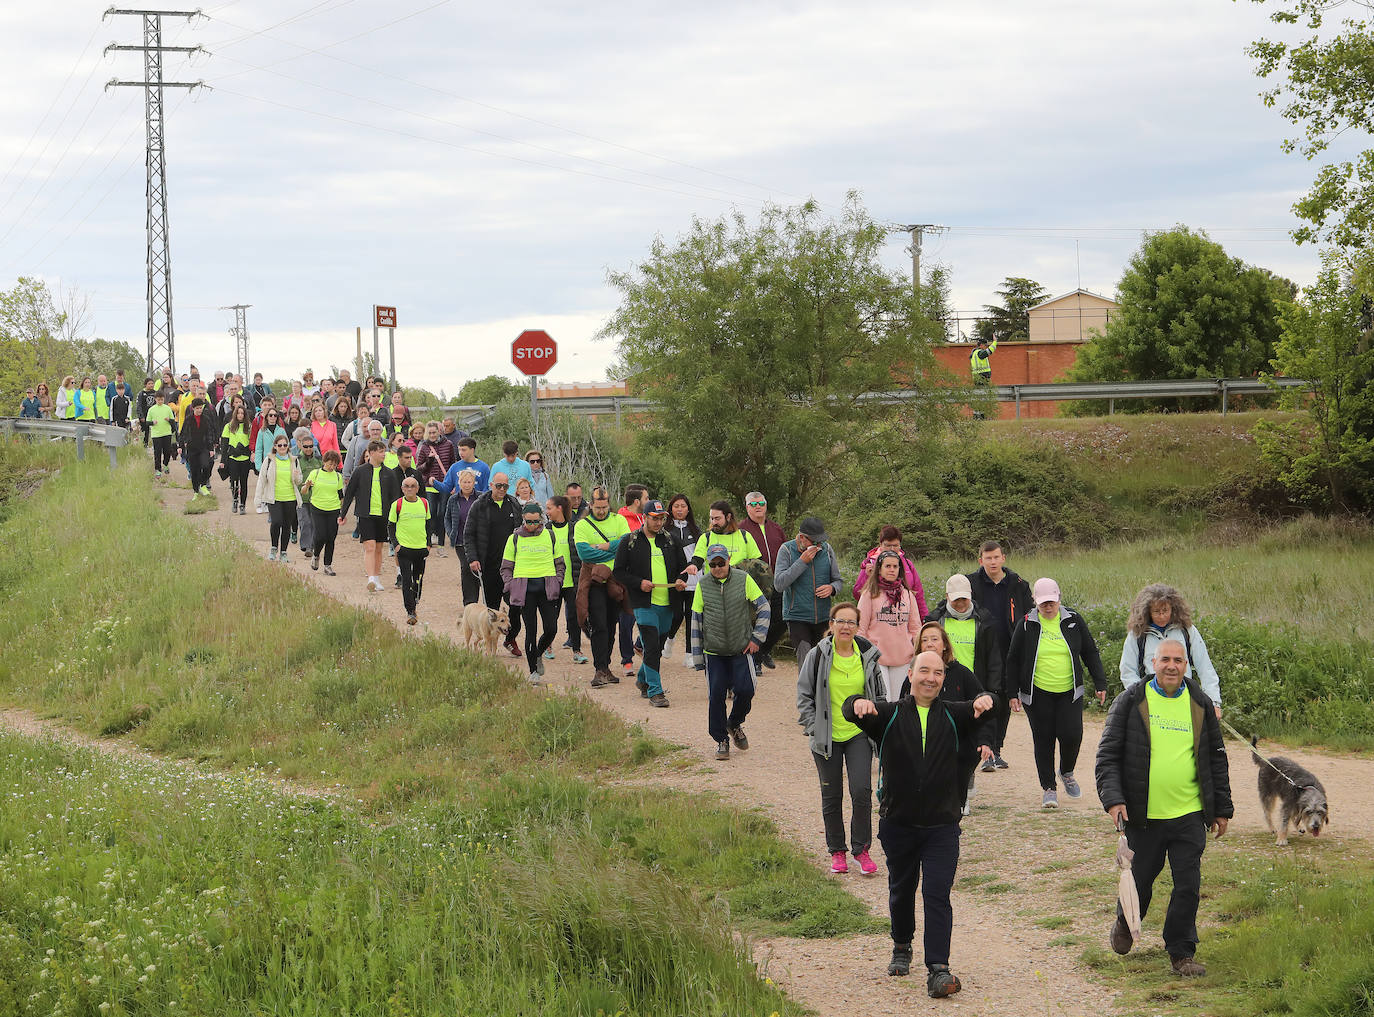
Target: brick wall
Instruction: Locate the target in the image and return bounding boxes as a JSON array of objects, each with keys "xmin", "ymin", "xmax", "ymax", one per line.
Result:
[{"xmin": 934, "ymin": 340, "xmax": 1085, "ymax": 419}]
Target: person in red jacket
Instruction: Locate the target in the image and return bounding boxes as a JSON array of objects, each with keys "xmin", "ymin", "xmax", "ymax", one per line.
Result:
[{"xmin": 738, "ymin": 490, "xmax": 786, "ymax": 670}]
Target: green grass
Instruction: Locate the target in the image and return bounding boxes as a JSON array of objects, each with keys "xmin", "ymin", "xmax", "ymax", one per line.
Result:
[
  {"xmin": 0, "ymin": 447, "xmax": 875, "ymax": 1012},
  {"xmin": 182, "ymin": 491, "xmax": 217, "ymax": 514},
  {"xmin": 0, "ymin": 733, "xmax": 796, "ymax": 1017}
]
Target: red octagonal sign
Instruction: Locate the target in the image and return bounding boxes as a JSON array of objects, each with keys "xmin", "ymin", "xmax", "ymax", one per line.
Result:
[{"xmin": 512, "ymin": 329, "xmax": 557, "ymax": 376}]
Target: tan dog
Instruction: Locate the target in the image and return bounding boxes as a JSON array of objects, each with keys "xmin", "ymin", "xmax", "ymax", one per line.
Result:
[{"xmin": 456, "ymin": 603, "xmax": 511, "ymax": 654}]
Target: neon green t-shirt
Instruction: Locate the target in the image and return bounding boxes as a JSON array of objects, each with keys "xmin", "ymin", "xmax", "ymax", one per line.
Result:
[
  {"xmin": 943, "ymin": 617, "xmax": 977, "ymax": 673},
  {"xmin": 369, "ymin": 470, "xmax": 382, "ymax": 516},
  {"xmin": 650, "ymin": 542, "xmax": 669, "ymax": 606},
  {"xmin": 307, "ymin": 468, "xmax": 343, "ymax": 512},
  {"xmin": 383, "ymin": 451, "xmax": 399, "ymax": 470},
  {"xmin": 222, "ymin": 423, "xmax": 251, "ymax": 460},
  {"xmin": 1033, "ymin": 614, "xmax": 1074, "ymax": 693},
  {"xmin": 551, "ymin": 522, "xmax": 574, "ymax": 589},
  {"xmin": 692, "ymin": 529, "xmax": 761, "ymax": 566},
  {"xmin": 388, "ymin": 497, "xmax": 430, "ymax": 550},
  {"xmin": 503, "ymin": 528, "xmax": 558, "ymax": 579},
  {"xmin": 1145, "ymin": 682, "xmax": 1204, "ymax": 819},
  {"xmin": 916, "ymin": 703, "xmax": 930, "ymax": 753},
  {"xmin": 273, "ymin": 456, "xmax": 294, "ymax": 502},
  {"xmin": 146, "ymin": 404, "xmax": 175, "ymax": 438},
  {"xmin": 829, "ymin": 648, "xmax": 865, "ymax": 743}
]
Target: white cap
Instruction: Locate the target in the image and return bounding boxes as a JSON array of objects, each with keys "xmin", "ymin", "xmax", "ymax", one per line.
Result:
[{"xmin": 945, "ymin": 574, "xmax": 972, "ymax": 600}]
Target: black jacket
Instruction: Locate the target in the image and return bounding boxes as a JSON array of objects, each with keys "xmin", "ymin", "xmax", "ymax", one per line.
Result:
[
  {"xmin": 612, "ymin": 527, "xmax": 688, "ymax": 611},
  {"xmin": 965, "ymin": 566, "xmax": 1034, "ymax": 649},
  {"xmin": 177, "ymin": 410, "xmax": 217, "ymax": 455},
  {"xmin": 463, "ymin": 490, "xmax": 520, "ymax": 564},
  {"xmin": 135, "ymin": 388, "xmax": 158, "ymax": 422},
  {"xmin": 843, "ymin": 694, "xmax": 982, "ymax": 827},
  {"xmin": 926, "ymin": 601, "xmax": 1006, "ymax": 698},
  {"xmin": 1005, "ymin": 607, "xmax": 1108, "ymax": 704},
  {"xmin": 339, "ymin": 462, "xmax": 400, "ymax": 521},
  {"xmin": 1095, "ymin": 677, "xmax": 1233, "ymax": 828}
]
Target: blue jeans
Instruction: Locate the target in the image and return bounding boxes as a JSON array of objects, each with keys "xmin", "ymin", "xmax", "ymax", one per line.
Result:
[
  {"xmin": 706, "ymin": 653, "xmax": 754, "ymax": 743},
  {"xmin": 633, "ymin": 604, "xmax": 673, "ymax": 697},
  {"xmin": 878, "ymin": 819, "xmax": 961, "ymax": 967}
]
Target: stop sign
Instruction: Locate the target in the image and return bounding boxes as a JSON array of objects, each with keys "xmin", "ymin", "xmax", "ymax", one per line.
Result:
[{"xmin": 512, "ymin": 330, "xmax": 557, "ymax": 376}]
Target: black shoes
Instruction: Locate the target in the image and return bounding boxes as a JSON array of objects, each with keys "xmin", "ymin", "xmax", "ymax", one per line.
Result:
[
  {"xmin": 715, "ymin": 740, "xmax": 729, "ymax": 760},
  {"xmin": 729, "ymin": 725, "xmax": 749, "ymax": 750},
  {"xmin": 927, "ymin": 964, "xmax": 961, "ymax": 998},
  {"xmin": 1110, "ymin": 915, "xmax": 1133, "ymax": 955},
  {"xmin": 887, "ymin": 944, "xmax": 912, "ymax": 977}
]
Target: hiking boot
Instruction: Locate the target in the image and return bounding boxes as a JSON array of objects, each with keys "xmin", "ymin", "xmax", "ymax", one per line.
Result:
[
  {"xmin": 572, "ymin": 652, "xmax": 589, "ymax": 664},
  {"xmin": 926, "ymin": 964, "xmax": 961, "ymax": 998},
  {"xmin": 980, "ymin": 756, "xmax": 996, "ymax": 773},
  {"xmin": 994, "ymin": 755, "xmax": 1009, "ymax": 769},
  {"xmin": 1042, "ymin": 789, "xmax": 1058, "ymax": 809},
  {"xmin": 406, "ymin": 613, "xmax": 417, "ymax": 626},
  {"xmin": 887, "ymin": 943, "xmax": 912, "ymax": 976},
  {"xmin": 606, "ymin": 670, "xmax": 620, "ymax": 684},
  {"xmin": 504, "ymin": 639, "xmax": 521, "ymax": 658},
  {"xmin": 715, "ymin": 740, "xmax": 730, "ymax": 761},
  {"xmin": 267, "ymin": 549, "xmax": 277, "ymax": 562},
  {"xmin": 323, "ymin": 566, "xmax": 336, "ymax": 576},
  {"xmin": 759, "ymin": 651, "xmax": 776, "ymax": 670},
  {"xmin": 640, "ymin": 686, "xmax": 649, "ymax": 698},
  {"xmin": 648, "ymin": 693, "xmax": 669, "ymax": 708},
  {"xmin": 1170, "ymin": 955, "xmax": 1206, "ymax": 977},
  {"xmin": 854, "ymin": 848, "xmax": 878, "ymax": 876},
  {"xmin": 830, "ymin": 851, "xmax": 848, "ymax": 875},
  {"xmin": 1110, "ymin": 915, "xmax": 1133, "ymax": 955},
  {"xmin": 1061, "ymin": 772, "xmax": 1082, "ymax": 799},
  {"xmin": 590, "ymin": 670, "xmax": 613, "ymax": 688},
  {"xmin": 729, "ymin": 725, "xmax": 749, "ymax": 750}
]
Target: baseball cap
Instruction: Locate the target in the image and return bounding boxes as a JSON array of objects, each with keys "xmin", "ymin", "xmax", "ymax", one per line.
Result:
[
  {"xmin": 706, "ymin": 542, "xmax": 730, "ymax": 563},
  {"xmin": 799, "ymin": 517, "xmax": 828, "ymax": 543},
  {"xmin": 945, "ymin": 574, "xmax": 972, "ymax": 600},
  {"xmin": 644, "ymin": 499, "xmax": 667, "ymax": 515},
  {"xmin": 1032, "ymin": 578, "xmax": 1061, "ymax": 604},
  {"xmin": 522, "ymin": 502, "xmax": 544, "ymax": 517}
]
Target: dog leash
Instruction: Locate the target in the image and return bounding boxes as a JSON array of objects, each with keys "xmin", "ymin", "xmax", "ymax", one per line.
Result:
[{"xmin": 1219, "ymin": 716, "xmax": 1304, "ymax": 791}]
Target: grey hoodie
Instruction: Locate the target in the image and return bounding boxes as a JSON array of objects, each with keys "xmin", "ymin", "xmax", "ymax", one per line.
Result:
[{"xmin": 796, "ymin": 635, "xmax": 887, "ymax": 759}]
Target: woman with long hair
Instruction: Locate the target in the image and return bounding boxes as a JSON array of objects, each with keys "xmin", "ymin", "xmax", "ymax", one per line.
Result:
[
  {"xmin": 253, "ymin": 407, "xmax": 286, "ymax": 473},
  {"xmin": 309, "ymin": 402, "xmax": 340, "ymax": 455},
  {"xmin": 858, "ymin": 549, "xmax": 923, "ymax": 700},
  {"xmin": 220, "ymin": 404, "xmax": 254, "ymax": 513},
  {"xmin": 34, "ymin": 382, "xmax": 52, "ymax": 418},
  {"xmin": 301, "ymin": 449, "xmax": 344, "ymax": 575},
  {"xmin": 254, "ymin": 432, "xmax": 301, "ymax": 561},
  {"xmin": 796, "ymin": 602, "xmax": 886, "ymax": 876},
  {"xmin": 665, "ymin": 493, "xmax": 701, "ymax": 664},
  {"xmin": 329, "ymin": 395, "xmax": 353, "ymax": 445},
  {"xmin": 283, "ymin": 379, "xmax": 306, "ymax": 415},
  {"xmin": 1120, "ymin": 583, "xmax": 1222, "ymax": 716},
  {"xmin": 544, "ymin": 494, "xmax": 587, "ymax": 663},
  {"xmin": 55, "ymin": 376, "xmax": 75, "ymax": 419},
  {"xmin": 851, "ymin": 525, "xmax": 928, "ymax": 621},
  {"xmin": 72, "ymin": 377, "xmax": 97, "ymax": 421},
  {"xmin": 283, "ymin": 404, "xmax": 305, "ymax": 447},
  {"xmin": 502, "ymin": 502, "xmax": 566, "ymax": 684}
]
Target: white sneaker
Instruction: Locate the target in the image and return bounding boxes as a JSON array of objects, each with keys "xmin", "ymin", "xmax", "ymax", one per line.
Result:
[
  {"xmin": 663, "ymin": 638, "xmax": 674, "ymax": 659},
  {"xmin": 255, "ymin": 504, "xmax": 265, "ymax": 514},
  {"xmin": 279, "ymin": 551, "xmax": 289, "ymax": 563},
  {"xmin": 267, "ymin": 549, "xmax": 277, "ymax": 561}
]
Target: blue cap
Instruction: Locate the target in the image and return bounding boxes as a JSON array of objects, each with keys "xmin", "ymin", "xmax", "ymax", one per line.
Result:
[
  {"xmin": 644, "ymin": 499, "xmax": 667, "ymax": 515},
  {"xmin": 706, "ymin": 543, "xmax": 730, "ymax": 562}
]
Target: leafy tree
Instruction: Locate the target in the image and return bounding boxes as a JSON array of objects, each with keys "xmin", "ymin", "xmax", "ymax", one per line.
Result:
[
  {"xmin": 75, "ymin": 338, "xmax": 144, "ymax": 380},
  {"xmin": 1256, "ymin": 254, "xmax": 1374, "ymax": 513},
  {"xmin": 972, "ymin": 277, "xmax": 1047, "ymax": 343},
  {"xmin": 1065, "ymin": 228, "xmax": 1295, "ymax": 411},
  {"xmin": 920, "ymin": 263, "xmax": 955, "ymax": 342},
  {"xmin": 1248, "ymin": 0, "xmax": 1374, "ymax": 248},
  {"xmin": 456, "ymin": 374, "xmax": 523, "ymax": 405},
  {"xmin": 599, "ymin": 194, "xmax": 958, "ymax": 516}
]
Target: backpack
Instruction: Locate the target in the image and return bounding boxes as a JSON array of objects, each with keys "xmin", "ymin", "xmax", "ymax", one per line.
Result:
[
  {"xmin": 743, "ymin": 557, "xmax": 775, "ymax": 599},
  {"xmin": 1136, "ymin": 628, "xmax": 1194, "ymax": 680},
  {"xmin": 511, "ymin": 526, "xmax": 557, "ymax": 562}
]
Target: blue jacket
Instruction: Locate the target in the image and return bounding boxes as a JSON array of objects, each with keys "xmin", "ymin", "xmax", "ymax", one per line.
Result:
[
  {"xmin": 254, "ymin": 425, "xmax": 286, "ymax": 470},
  {"xmin": 443, "ymin": 489, "xmax": 479, "ymax": 545},
  {"xmin": 434, "ymin": 458, "xmax": 491, "ymax": 494},
  {"xmin": 530, "ymin": 470, "xmax": 554, "ymax": 504},
  {"xmin": 775, "ymin": 538, "xmax": 844, "ymax": 624},
  {"xmin": 19, "ymin": 397, "xmax": 41, "ymax": 418}
]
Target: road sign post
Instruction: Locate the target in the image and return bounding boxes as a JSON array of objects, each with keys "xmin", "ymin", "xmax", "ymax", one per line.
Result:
[
  {"xmin": 374, "ymin": 305, "xmax": 397, "ymax": 394},
  {"xmin": 512, "ymin": 329, "xmax": 557, "ymax": 433}
]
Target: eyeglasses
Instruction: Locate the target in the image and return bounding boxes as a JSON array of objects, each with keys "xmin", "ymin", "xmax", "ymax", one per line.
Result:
[
  {"xmin": 274, "ymin": 443, "xmax": 288, "ymax": 449},
  {"xmin": 747, "ymin": 501, "xmax": 766, "ymax": 508},
  {"xmin": 831, "ymin": 618, "xmax": 859, "ymax": 627}
]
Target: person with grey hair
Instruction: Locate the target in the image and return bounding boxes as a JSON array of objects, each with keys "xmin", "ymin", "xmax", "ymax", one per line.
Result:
[
  {"xmin": 344, "ymin": 419, "xmax": 385, "ymax": 480},
  {"xmin": 1119, "ymin": 584, "xmax": 1222, "ymax": 718},
  {"xmin": 739, "ymin": 490, "xmax": 787, "ymax": 673}
]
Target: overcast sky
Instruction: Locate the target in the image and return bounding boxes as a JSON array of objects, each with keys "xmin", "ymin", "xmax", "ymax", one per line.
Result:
[{"xmin": 0, "ymin": 0, "xmax": 1325, "ymax": 395}]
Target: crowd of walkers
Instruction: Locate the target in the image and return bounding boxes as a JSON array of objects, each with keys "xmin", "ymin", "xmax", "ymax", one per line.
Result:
[{"xmin": 31, "ymin": 363, "xmax": 1236, "ymax": 999}]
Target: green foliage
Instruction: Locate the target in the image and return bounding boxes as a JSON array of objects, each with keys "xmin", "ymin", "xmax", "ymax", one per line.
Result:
[
  {"xmin": 456, "ymin": 374, "xmax": 524, "ymax": 405},
  {"xmin": 1255, "ymin": 254, "xmax": 1374, "ymax": 513},
  {"xmin": 972, "ymin": 276, "xmax": 1047, "ymax": 343},
  {"xmin": 600, "ymin": 193, "xmax": 959, "ymax": 517},
  {"xmin": 1248, "ymin": 0, "xmax": 1374, "ymax": 249},
  {"xmin": 921, "ymin": 262, "xmax": 955, "ymax": 340},
  {"xmin": 1066, "ymin": 228, "xmax": 1294, "ymax": 412}
]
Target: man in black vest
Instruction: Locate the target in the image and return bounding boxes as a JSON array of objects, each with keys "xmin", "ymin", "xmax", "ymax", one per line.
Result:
[{"xmin": 690, "ymin": 542, "xmax": 771, "ymax": 760}]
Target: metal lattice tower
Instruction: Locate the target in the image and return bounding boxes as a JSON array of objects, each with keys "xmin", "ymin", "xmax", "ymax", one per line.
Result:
[
  {"xmin": 222, "ymin": 303, "xmax": 251, "ymax": 379},
  {"xmin": 104, "ymin": 9, "xmax": 206, "ymax": 377}
]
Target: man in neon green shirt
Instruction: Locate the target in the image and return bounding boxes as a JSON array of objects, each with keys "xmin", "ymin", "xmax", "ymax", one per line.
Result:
[
  {"xmin": 611, "ymin": 499, "xmax": 686, "ymax": 707},
  {"xmin": 690, "ymin": 542, "xmax": 770, "ymax": 759},
  {"xmin": 1096, "ymin": 639, "xmax": 1232, "ymax": 979},
  {"xmin": 388, "ymin": 476, "xmax": 431, "ymax": 625}
]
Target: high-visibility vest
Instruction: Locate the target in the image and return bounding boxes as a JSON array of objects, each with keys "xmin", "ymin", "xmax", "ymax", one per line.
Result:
[{"xmin": 970, "ymin": 341, "xmax": 996, "ymax": 377}]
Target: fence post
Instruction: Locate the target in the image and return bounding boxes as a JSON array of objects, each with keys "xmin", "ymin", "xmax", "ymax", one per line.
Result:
[
  {"xmin": 1220, "ymin": 381, "xmax": 1229, "ymax": 416},
  {"xmin": 74, "ymin": 426, "xmax": 86, "ymax": 461},
  {"xmin": 1108, "ymin": 398, "xmax": 1115, "ymax": 415},
  {"xmin": 1014, "ymin": 387, "xmax": 1022, "ymax": 420},
  {"xmin": 614, "ymin": 397, "xmax": 622, "ymax": 428}
]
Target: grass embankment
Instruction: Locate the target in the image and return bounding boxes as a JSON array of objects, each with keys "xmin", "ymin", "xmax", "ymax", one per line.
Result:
[{"xmin": 0, "ymin": 446, "xmax": 874, "ymax": 1014}]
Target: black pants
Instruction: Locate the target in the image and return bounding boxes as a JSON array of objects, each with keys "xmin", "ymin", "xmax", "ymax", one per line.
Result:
[
  {"xmin": 186, "ymin": 449, "xmax": 212, "ymax": 491},
  {"xmin": 481, "ymin": 561, "xmax": 520, "ymax": 641},
  {"xmin": 268, "ymin": 502, "xmax": 298, "ymax": 553},
  {"xmin": 311, "ymin": 508, "xmax": 340, "ymax": 566},
  {"xmin": 560, "ymin": 588, "xmax": 581, "ymax": 651},
  {"xmin": 813, "ymin": 735, "xmax": 873, "ymax": 855},
  {"xmin": 227, "ymin": 458, "xmax": 252, "ymax": 505},
  {"xmin": 454, "ymin": 544, "xmax": 482, "ymax": 605},
  {"xmin": 706, "ymin": 653, "xmax": 754, "ymax": 743},
  {"xmin": 761, "ymin": 591, "xmax": 785, "ymax": 654},
  {"xmin": 790, "ymin": 620, "xmax": 829, "ymax": 671},
  {"xmin": 618, "ymin": 608, "xmax": 635, "ymax": 665},
  {"xmin": 1121, "ymin": 812, "xmax": 1206, "ymax": 959},
  {"xmin": 428, "ymin": 489, "xmax": 449, "ymax": 545},
  {"xmin": 991, "ymin": 693, "xmax": 1011, "ymax": 755},
  {"xmin": 398, "ymin": 546, "xmax": 428, "ymax": 614},
  {"xmin": 879, "ymin": 819, "xmax": 961, "ymax": 967},
  {"xmin": 586, "ymin": 583, "xmax": 616, "ymax": 671},
  {"xmin": 1024, "ymin": 688, "xmax": 1084, "ymax": 790},
  {"xmin": 521, "ymin": 586, "xmax": 560, "ymax": 673},
  {"xmin": 152, "ymin": 435, "xmax": 174, "ymax": 472}
]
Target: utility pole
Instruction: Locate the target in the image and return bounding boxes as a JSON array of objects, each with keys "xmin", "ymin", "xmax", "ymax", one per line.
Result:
[
  {"xmin": 103, "ymin": 8, "xmax": 206, "ymax": 377},
  {"xmin": 222, "ymin": 303, "xmax": 251, "ymax": 379},
  {"xmin": 897, "ymin": 224, "xmax": 944, "ymax": 299}
]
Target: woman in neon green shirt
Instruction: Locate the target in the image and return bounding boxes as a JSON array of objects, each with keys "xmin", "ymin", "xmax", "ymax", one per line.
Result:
[
  {"xmin": 301, "ymin": 449, "xmax": 345, "ymax": 575},
  {"xmin": 253, "ymin": 433, "xmax": 301, "ymax": 562},
  {"xmin": 795, "ymin": 602, "xmax": 887, "ymax": 877},
  {"xmin": 501, "ymin": 502, "xmax": 566, "ymax": 685}
]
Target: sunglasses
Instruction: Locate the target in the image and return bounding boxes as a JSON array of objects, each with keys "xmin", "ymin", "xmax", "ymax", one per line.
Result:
[
  {"xmin": 492, "ymin": 482, "xmax": 509, "ymax": 489},
  {"xmin": 528, "ymin": 458, "xmax": 542, "ymax": 464},
  {"xmin": 747, "ymin": 501, "xmax": 766, "ymax": 507}
]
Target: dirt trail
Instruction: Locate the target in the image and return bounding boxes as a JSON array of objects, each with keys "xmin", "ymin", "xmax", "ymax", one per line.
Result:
[{"xmin": 148, "ymin": 480, "xmax": 1373, "ymax": 1014}]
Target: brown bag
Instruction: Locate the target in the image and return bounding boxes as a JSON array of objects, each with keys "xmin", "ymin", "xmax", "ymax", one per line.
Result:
[{"xmin": 576, "ymin": 562, "xmax": 625, "ymax": 628}]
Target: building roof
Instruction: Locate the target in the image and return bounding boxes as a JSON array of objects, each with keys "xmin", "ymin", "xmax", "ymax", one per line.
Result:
[{"xmin": 1028, "ymin": 288, "xmax": 1118, "ymax": 312}]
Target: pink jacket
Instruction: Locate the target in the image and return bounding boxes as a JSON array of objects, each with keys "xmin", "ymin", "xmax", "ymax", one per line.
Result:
[
  {"xmin": 310, "ymin": 419, "xmax": 340, "ymax": 455},
  {"xmin": 857, "ymin": 589, "xmax": 922, "ymax": 666},
  {"xmin": 851, "ymin": 548, "xmax": 928, "ymax": 620}
]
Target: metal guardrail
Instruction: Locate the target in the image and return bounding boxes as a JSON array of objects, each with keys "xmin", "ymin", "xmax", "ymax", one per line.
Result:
[
  {"xmin": 419, "ymin": 377, "xmax": 1309, "ymax": 425},
  {"xmin": 0, "ymin": 418, "xmax": 129, "ymax": 467}
]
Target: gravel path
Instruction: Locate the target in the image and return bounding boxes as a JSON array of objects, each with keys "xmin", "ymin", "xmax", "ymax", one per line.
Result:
[{"xmin": 73, "ymin": 477, "xmax": 1374, "ymax": 1014}]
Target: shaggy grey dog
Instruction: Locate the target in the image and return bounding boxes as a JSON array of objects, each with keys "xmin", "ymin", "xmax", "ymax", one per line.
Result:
[{"xmin": 1254, "ymin": 741, "xmax": 1330, "ymax": 847}]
